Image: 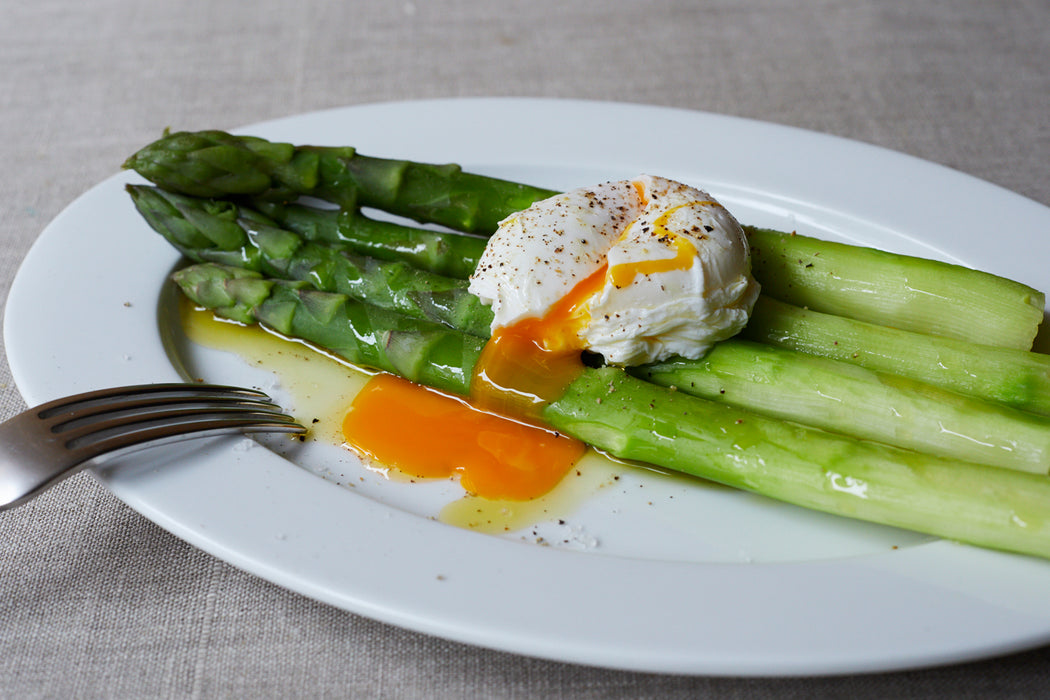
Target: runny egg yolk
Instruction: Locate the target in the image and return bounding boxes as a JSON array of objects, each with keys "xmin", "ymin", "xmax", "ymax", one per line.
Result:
[
  {"xmin": 608, "ymin": 204, "xmax": 699, "ymax": 288},
  {"xmin": 341, "ymin": 184, "xmax": 710, "ymax": 503},
  {"xmin": 608, "ymin": 234, "xmax": 696, "ymax": 288},
  {"xmin": 340, "ymin": 269, "xmax": 602, "ymax": 502},
  {"xmin": 470, "ymin": 265, "xmax": 606, "ymax": 417},
  {"xmin": 341, "ymin": 373, "xmax": 585, "ymax": 501}
]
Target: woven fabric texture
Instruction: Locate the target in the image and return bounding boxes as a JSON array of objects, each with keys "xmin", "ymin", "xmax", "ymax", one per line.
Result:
[{"xmin": 2, "ymin": 1, "xmax": 1049, "ymax": 696}]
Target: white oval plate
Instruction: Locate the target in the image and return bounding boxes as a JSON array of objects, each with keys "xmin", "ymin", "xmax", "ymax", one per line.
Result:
[{"xmin": 7, "ymin": 99, "xmax": 1050, "ymax": 677}]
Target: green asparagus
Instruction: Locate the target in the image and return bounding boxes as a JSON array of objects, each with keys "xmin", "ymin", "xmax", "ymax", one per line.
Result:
[
  {"xmin": 252, "ymin": 199, "xmax": 486, "ymax": 279},
  {"xmin": 173, "ymin": 264, "xmax": 484, "ymax": 396},
  {"xmin": 135, "ymin": 182, "xmax": 1050, "ymax": 452},
  {"xmin": 637, "ymin": 339, "xmax": 1050, "ymax": 474},
  {"xmin": 127, "ymin": 130, "xmax": 1045, "ymax": 350},
  {"xmin": 546, "ymin": 367, "xmax": 1050, "ymax": 559},
  {"xmin": 125, "ymin": 129, "xmax": 1050, "ymax": 562},
  {"xmin": 746, "ymin": 226, "xmax": 1045, "ymax": 350},
  {"xmin": 124, "ymin": 130, "xmax": 557, "ymax": 234},
  {"xmin": 247, "ymin": 195, "xmax": 1050, "ymax": 416},
  {"xmin": 129, "ymin": 185, "xmax": 493, "ymax": 337},
  {"xmin": 744, "ymin": 296, "xmax": 1050, "ymax": 415},
  {"xmin": 254, "ymin": 189, "xmax": 1044, "ymax": 354},
  {"xmin": 173, "ymin": 262, "xmax": 1050, "ymax": 560}
]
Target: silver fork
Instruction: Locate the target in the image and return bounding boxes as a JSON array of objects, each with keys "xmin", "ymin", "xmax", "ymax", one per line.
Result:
[{"xmin": 0, "ymin": 383, "xmax": 306, "ymax": 511}]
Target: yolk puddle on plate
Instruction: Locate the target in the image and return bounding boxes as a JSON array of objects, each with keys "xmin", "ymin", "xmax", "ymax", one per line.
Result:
[
  {"xmin": 341, "ymin": 374, "xmax": 586, "ymax": 501},
  {"xmin": 342, "ymin": 266, "xmax": 604, "ymax": 502},
  {"xmin": 178, "ymin": 295, "xmax": 624, "ymax": 532},
  {"xmin": 341, "ymin": 219, "xmax": 702, "ymax": 504}
]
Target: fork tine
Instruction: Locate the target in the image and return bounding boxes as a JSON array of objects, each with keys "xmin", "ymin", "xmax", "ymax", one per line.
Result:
[
  {"xmin": 37, "ymin": 383, "xmax": 305, "ymax": 463},
  {"xmin": 36, "ymin": 383, "xmax": 273, "ymax": 421},
  {"xmin": 46, "ymin": 393, "xmax": 287, "ymax": 435},
  {"xmin": 63, "ymin": 409, "xmax": 305, "ymax": 465},
  {"xmin": 0, "ymin": 384, "xmax": 307, "ymax": 512},
  {"xmin": 57, "ymin": 400, "xmax": 300, "ymax": 442}
]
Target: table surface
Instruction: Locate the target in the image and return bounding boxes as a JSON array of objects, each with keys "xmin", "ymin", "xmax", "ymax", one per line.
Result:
[{"xmin": 3, "ymin": 1, "xmax": 1050, "ymax": 696}]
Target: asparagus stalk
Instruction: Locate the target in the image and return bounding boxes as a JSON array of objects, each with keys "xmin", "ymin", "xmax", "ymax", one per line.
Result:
[
  {"xmin": 225, "ymin": 196, "xmax": 1050, "ymax": 417},
  {"xmin": 125, "ymin": 130, "xmax": 1044, "ymax": 348},
  {"xmin": 132, "ymin": 181, "xmax": 1050, "ymax": 420},
  {"xmin": 744, "ymin": 296, "xmax": 1050, "ymax": 416},
  {"xmin": 133, "ymin": 179, "xmax": 1050, "ymax": 421},
  {"xmin": 637, "ymin": 339, "xmax": 1050, "ymax": 474},
  {"xmin": 252, "ymin": 199, "xmax": 486, "ymax": 280},
  {"xmin": 124, "ymin": 130, "xmax": 556, "ymax": 234},
  {"xmin": 256, "ymin": 196, "xmax": 1045, "ymax": 354},
  {"xmin": 128, "ymin": 185, "xmax": 493, "ymax": 337},
  {"xmin": 158, "ymin": 191, "xmax": 1050, "ymax": 464},
  {"xmin": 173, "ymin": 264, "xmax": 484, "ymax": 396},
  {"xmin": 173, "ymin": 262, "xmax": 1050, "ymax": 560},
  {"xmin": 545, "ymin": 367, "xmax": 1050, "ymax": 560},
  {"xmin": 746, "ymin": 226, "xmax": 1045, "ymax": 350}
]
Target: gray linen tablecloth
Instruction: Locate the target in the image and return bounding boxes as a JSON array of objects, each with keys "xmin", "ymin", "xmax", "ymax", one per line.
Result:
[{"xmin": 3, "ymin": 1, "xmax": 1049, "ymax": 697}]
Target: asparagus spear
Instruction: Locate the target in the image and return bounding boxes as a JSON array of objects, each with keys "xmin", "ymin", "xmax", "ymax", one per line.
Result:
[
  {"xmin": 746, "ymin": 226, "xmax": 1045, "ymax": 350},
  {"xmin": 128, "ymin": 185, "xmax": 493, "ymax": 337},
  {"xmin": 133, "ymin": 178, "xmax": 1050, "ymax": 422},
  {"xmin": 123, "ymin": 130, "xmax": 557, "ymax": 234},
  {"xmin": 161, "ymin": 196, "xmax": 1050, "ymax": 464},
  {"xmin": 744, "ymin": 296, "xmax": 1050, "ymax": 416},
  {"xmin": 637, "ymin": 339, "xmax": 1050, "ymax": 474},
  {"xmin": 546, "ymin": 367, "xmax": 1050, "ymax": 560},
  {"xmin": 252, "ymin": 199, "xmax": 486, "ymax": 280},
  {"xmin": 174, "ymin": 262, "xmax": 1050, "ymax": 560},
  {"xmin": 228, "ymin": 196, "xmax": 1050, "ymax": 417},
  {"xmin": 125, "ymin": 130, "xmax": 1044, "ymax": 348},
  {"xmin": 132, "ymin": 181, "xmax": 1050, "ymax": 422},
  {"xmin": 255, "ymin": 195, "xmax": 1045, "ymax": 353},
  {"xmin": 172, "ymin": 264, "xmax": 484, "ymax": 396}
]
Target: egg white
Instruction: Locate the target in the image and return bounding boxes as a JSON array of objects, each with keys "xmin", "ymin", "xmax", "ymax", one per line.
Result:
[{"xmin": 468, "ymin": 176, "xmax": 760, "ymax": 365}]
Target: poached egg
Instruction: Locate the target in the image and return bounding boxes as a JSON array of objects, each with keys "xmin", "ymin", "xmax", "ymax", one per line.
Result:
[
  {"xmin": 468, "ymin": 175, "xmax": 760, "ymax": 366},
  {"xmin": 342, "ymin": 176, "xmax": 760, "ymax": 503}
]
